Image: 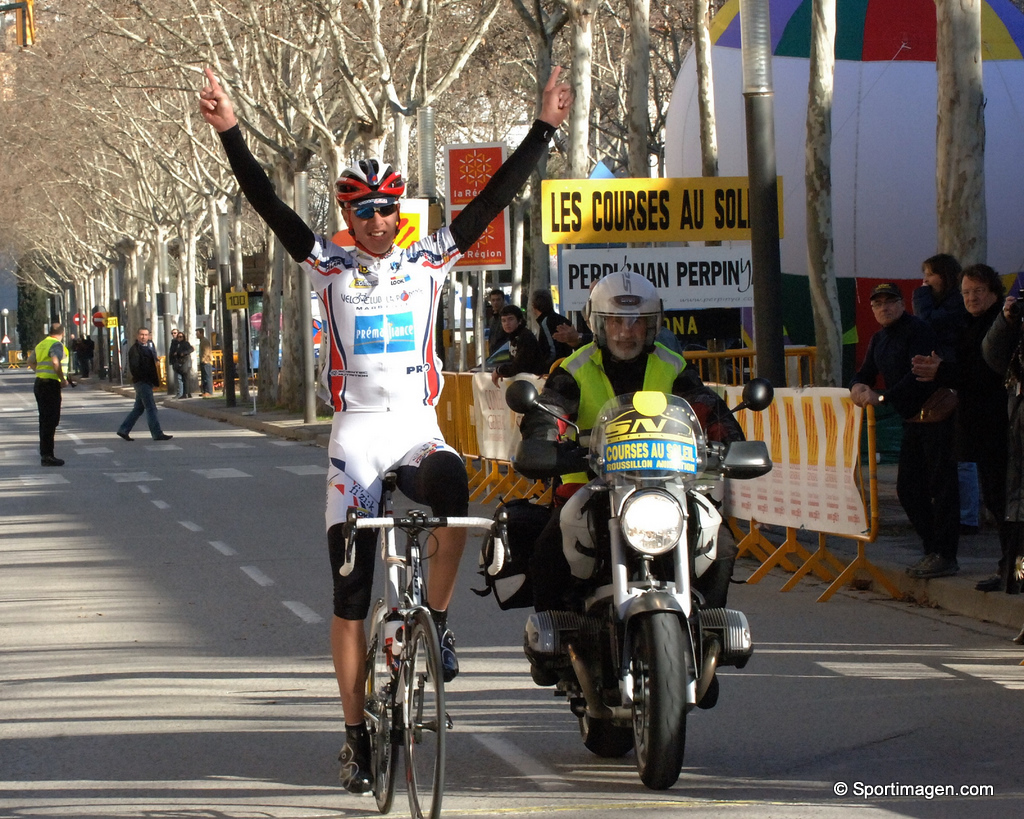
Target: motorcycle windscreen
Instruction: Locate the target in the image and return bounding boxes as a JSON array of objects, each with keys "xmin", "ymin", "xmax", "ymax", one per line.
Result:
[{"xmin": 590, "ymin": 391, "xmax": 707, "ymax": 479}]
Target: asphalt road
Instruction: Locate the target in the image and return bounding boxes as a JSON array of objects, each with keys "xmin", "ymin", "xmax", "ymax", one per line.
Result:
[{"xmin": 2, "ymin": 370, "xmax": 1022, "ymax": 818}]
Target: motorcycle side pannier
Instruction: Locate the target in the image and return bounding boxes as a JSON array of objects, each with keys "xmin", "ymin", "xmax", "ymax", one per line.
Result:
[{"xmin": 476, "ymin": 498, "xmax": 550, "ymax": 610}]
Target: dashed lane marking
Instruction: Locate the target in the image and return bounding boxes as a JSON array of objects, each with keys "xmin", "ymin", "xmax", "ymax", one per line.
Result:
[
  {"xmin": 283, "ymin": 601, "xmax": 324, "ymax": 624},
  {"xmin": 105, "ymin": 472, "xmax": 161, "ymax": 483},
  {"xmin": 179, "ymin": 521, "xmax": 203, "ymax": 532},
  {"xmin": 241, "ymin": 566, "xmax": 274, "ymax": 587},
  {"xmin": 471, "ymin": 734, "xmax": 568, "ymax": 791},
  {"xmin": 817, "ymin": 662, "xmax": 956, "ymax": 680},
  {"xmin": 276, "ymin": 465, "xmax": 327, "ymax": 475},
  {"xmin": 152, "ymin": 500, "xmax": 170, "ymax": 510},
  {"xmin": 191, "ymin": 468, "xmax": 252, "ymax": 479},
  {"xmin": 209, "ymin": 541, "xmax": 237, "ymax": 556}
]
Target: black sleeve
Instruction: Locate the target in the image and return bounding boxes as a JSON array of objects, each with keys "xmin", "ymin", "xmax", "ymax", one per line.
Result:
[
  {"xmin": 850, "ymin": 335, "xmax": 879, "ymax": 388},
  {"xmin": 218, "ymin": 126, "xmax": 315, "ymax": 263},
  {"xmin": 450, "ymin": 120, "xmax": 556, "ymax": 253}
]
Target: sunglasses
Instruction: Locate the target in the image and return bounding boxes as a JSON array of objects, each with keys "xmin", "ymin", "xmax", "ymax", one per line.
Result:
[{"xmin": 352, "ymin": 202, "xmax": 399, "ymax": 220}]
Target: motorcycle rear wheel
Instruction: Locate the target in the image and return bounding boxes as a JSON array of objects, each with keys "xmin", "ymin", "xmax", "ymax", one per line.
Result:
[
  {"xmin": 579, "ymin": 713, "xmax": 634, "ymax": 758},
  {"xmin": 631, "ymin": 613, "xmax": 687, "ymax": 790}
]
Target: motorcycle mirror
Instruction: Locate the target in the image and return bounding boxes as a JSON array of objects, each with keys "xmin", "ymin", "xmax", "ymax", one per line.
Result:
[
  {"xmin": 505, "ymin": 379, "xmax": 539, "ymax": 413},
  {"xmin": 733, "ymin": 378, "xmax": 774, "ymax": 413}
]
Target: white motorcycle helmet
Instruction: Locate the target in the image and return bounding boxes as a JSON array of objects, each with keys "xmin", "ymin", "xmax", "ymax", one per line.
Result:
[{"xmin": 583, "ymin": 270, "xmax": 664, "ymax": 359}]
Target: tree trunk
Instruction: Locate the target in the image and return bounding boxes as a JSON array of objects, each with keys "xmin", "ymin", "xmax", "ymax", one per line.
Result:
[
  {"xmin": 936, "ymin": 0, "xmax": 986, "ymax": 266},
  {"xmin": 694, "ymin": 0, "xmax": 719, "ymax": 179},
  {"xmin": 568, "ymin": 0, "xmax": 598, "ymax": 180},
  {"xmin": 626, "ymin": 0, "xmax": 650, "ymax": 177},
  {"xmin": 276, "ymin": 165, "xmax": 303, "ymax": 411},
  {"xmin": 805, "ymin": 0, "xmax": 843, "ymax": 387},
  {"xmin": 258, "ymin": 225, "xmax": 283, "ymax": 408}
]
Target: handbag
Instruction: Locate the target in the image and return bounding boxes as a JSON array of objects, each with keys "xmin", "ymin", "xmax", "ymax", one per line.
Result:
[{"xmin": 908, "ymin": 387, "xmax": 958, "ymax": 423}]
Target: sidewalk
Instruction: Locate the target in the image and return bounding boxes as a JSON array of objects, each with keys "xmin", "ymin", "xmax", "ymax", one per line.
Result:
[{"xmin": 85, "ymin": 377, "xmax": 1024, "ymax": 634}]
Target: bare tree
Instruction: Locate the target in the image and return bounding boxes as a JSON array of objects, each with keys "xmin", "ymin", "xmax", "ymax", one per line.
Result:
[
  {"xmin": 936, "ymin": 0, "xmax": 986, "ymax": 266},
  {"xmin": 805, "ymin": 0, "xmax": 842, "ymax": 386}
]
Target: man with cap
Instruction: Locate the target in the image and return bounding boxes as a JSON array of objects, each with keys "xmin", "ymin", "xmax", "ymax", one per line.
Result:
[{"xmin": 851, "ymin": 282, "xmax": 960, "ymax": 578}]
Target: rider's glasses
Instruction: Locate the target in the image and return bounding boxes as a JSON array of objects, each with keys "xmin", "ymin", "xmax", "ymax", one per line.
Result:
[{"xmin": 353, "ymin": 202, "xmax": 399, "ymax": 220}]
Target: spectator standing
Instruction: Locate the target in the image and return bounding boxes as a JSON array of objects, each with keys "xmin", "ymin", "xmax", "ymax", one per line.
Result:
[
  {"xmin": 530, "ymin": 288, "xmax": 572, "ymax": 370},
  {"xmin": 169, "ymin": 329, "xmax": 194, "ymax": 398},
  {"xmin": 490, "ymin": 305, "xmax": 547, "ymax": 384},
  {"xmin": 197, "ymin": 328, "xmax": 214, "ymax": 397},
  {"xmin": 117, "ymin": 328, "xmax": 173, "ymax": 442},
  {"xmin": 982, "ymin": 285, "xmax": 1024, "ymax": 595},
  {"xmin": 913, "ymin": 265, "xmax": 1009, "ymax": 591},
  {"xmin": 851, "ymin": 282, "xmax": 959, "ymax": 578},
  {"xmin": 485, "ymin": 289, "xmax": 509, "ymax": 357},
  {"xmin": 78, "ymin": 334, "xmax": 95, "ymax": 378},
  {"xmin": 30, "ymin": 323, "xmax": 74, "ymax": 466},
  {"xmin": 912, "ymin": 253, "xmax": 978, "ymax": 534}
]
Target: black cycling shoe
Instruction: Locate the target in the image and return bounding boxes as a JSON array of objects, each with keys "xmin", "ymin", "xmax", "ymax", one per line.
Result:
[
  {"xmin": 439, "ymin": 627, "xmax": 459, "ymax": 682},
  {"xmin": 338, "ymin": 733, "xmax": 372, "ymax": 795}
]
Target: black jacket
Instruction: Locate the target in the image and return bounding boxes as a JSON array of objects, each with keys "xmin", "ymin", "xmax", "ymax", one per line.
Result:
[{"xmin": 127, "ymin": 341, "xmax": 161, "ymax": 387}]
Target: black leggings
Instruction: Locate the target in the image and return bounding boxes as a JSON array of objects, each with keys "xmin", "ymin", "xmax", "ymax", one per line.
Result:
[{"xmin": 328, "ymin": 451, "xmax": 468, "ymax": 620}]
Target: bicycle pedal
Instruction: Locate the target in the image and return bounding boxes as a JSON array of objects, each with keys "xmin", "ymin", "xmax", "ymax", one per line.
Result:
[{"xmin": 445, "ymin": 711, "xmax": 453, "ymax": 730}]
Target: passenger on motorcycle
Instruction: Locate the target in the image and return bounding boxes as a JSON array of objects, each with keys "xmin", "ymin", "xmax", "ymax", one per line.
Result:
[{"xmin": 516, "ymin": 271, "xmax": 744, "ymax": 618}]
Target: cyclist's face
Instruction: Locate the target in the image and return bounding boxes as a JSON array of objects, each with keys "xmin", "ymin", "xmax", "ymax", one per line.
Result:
[{"xmin": 345, "ymin": 202, "xmax": 400, "ymax": 256}]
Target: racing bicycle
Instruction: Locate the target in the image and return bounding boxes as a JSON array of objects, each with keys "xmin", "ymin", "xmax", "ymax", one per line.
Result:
[{"xmin": 343, "ymin": 472, "xmax": 500, "ymax": 819}]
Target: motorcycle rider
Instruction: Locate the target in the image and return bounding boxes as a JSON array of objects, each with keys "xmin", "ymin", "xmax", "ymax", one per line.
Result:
[{"xmin": 516, "ymin": 271, "xmax": 744, "ymax": 629}]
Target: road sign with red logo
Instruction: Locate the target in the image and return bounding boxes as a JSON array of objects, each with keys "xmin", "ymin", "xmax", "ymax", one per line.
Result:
[
  {"xmin": 73, "ymin": 312, "xmax": 82, "ymax": 326},
  {"xmin": 444, "ymin": 143, "xmax": 509, "ymax": 270},
  {"xmin": 92, "ymin": 311, "xmax": 106, "ymax": 328}
]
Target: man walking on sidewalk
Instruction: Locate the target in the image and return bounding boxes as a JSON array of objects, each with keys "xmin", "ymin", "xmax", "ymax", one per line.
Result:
[{"xmin": 117, "ymin": 327, "xmax": 173, "ymax": 442}]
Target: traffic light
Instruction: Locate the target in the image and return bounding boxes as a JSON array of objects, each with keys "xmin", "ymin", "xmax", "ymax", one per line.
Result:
[{"xmin": 14, "ymin": 1, "xmax": 35, "ymax": 47}]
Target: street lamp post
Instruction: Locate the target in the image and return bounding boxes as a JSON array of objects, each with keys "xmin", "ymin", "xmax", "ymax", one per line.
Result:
[{"xmin": 739, "ymin": 0, "xmax": 787, "ymax": 387}]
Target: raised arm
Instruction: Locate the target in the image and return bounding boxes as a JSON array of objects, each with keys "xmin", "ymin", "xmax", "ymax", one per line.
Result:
[
  {"xmin": 199, "ymin": 68, "xmax": 314, "ymax": 262},
  {"xmin": 450, "ymin": 68, "xmax": 572, "ymax": 253}
]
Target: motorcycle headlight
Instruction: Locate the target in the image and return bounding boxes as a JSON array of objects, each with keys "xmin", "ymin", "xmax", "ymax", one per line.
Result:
[{"xmin": 620, "ymin": 491, "xmax": 684, "ymax": 556}]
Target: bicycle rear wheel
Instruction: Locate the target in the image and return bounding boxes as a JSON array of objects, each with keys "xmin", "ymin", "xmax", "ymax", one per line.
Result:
[
  {"xmin": 365, "ymin": 601, "xmax": 397, "ymax": 813},
  {"xmin": 403, "ymin": 608, "xmax": 446, "ymax": 819}
]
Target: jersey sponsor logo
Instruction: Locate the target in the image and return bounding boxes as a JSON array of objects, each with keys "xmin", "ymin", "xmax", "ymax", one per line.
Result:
[
  {"xmin": 354, "ymin": 312, "xmax": 416, "ymax": 354},
  {"xmin": 405, "ymin": 363, "xmax": 432, "ymax": 375},
  {"xmin": 329, "ymin": 369, "xmax": 368, "ymax": 377},
  {"xmin": 390, "ymin": 272, "xmax": 411, "ymax": 286},
  {"xmin": 349, "ymin": 274, "xmax": 373, "ymax": 289}
]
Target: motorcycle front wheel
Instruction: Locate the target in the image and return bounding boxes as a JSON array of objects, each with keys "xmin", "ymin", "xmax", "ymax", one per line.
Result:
[{"xmin": 630, "ymin": 613, "xmax": 687, "ymax": 790}]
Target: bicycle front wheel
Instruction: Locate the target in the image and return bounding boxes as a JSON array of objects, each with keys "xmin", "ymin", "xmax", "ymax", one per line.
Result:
[
  {"xmin": 402, "ymin": 608, "xmax": 446, "ymax": 819},
  {"xmin": 365, "ymin": 601, "xmax": 397, "ymax": 814}
]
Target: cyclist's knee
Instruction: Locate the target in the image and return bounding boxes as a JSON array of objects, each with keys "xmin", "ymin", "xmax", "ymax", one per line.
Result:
[
  {"xmin": 327, "ymin": 523, "xmax": 375, "ymax": 619},
  {"xmin": 411, "ymin": 451, "xmax": 469, "ymax": 516}
]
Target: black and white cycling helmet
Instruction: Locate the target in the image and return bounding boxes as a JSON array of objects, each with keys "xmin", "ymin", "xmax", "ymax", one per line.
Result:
[
  {"xmin": 583, "ymin": 270, "xmax": 663, "ymax": 350},
  {"xmin": 335, "ymin": 158, "xmax": 405, "ymax": 206}
]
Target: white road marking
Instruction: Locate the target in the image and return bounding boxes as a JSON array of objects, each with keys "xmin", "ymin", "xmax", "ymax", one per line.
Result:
[
  {"xmin": 146, "ymin": 444, "xmax": 180, "ymax": 451},
  {"xmin": 209, "ymin": 541, "xmax": 237, "ymax": 556},
  {"xmin": 945, "ymin": 664, "xmax": 1024, "ymax": 690},
  {"xmin": 471, "ymin": 734, "xmax": 567, "ymax": 791},
  {"xmin": 276, "ymin": 465, "xmax": 327, "ymax": 475},
  {"xmin": 137, "ymin": 485, "xmax": 151, "ymax": 494},
  {"xmin": 817, "ymin": 662, "xmax": 955, "ymax": 680},
  {"xmin": 192, "ymin": 468, "xmax": 252, "ymax": 479},
  {"xmin": 66, "ymin": 433, "xmax": 84, "ymax": 445},
  {"xmin": 106, "ymin": 472, "xmax": 161, "ymax": 483},
  {"xmin": 241, "ymin": 566, "xmax": 274, "ymax": 587},
  {"xmin": 17, "ymin": 475, "xmax": 71, "ymax": 486},
  {"xmin": 268, "ymin": 440, "xmax": 300, "ymax": 446},
  {"xmin": 152, "ymin": 500, "xmax": 170, "ymax": 510},
  {"xmin": 283, "ymin": 601, "xmax": 324, "ymax": 624},
  {"xmin": 179, "ymin": 521, "xmax": 203, "ymax": 532},
  {"xmin": 211, "ymin": 443, "xmax": 255, "ymax": 449},
  {"xmin": 75, "ymin": 447, "xmax": 113, "ymax": 455}
]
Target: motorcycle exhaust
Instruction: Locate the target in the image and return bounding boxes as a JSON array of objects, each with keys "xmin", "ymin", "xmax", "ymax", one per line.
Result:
[
  {"xmin": 566, "ymin": 642, "xmax": 614, "ymax": 719},
  {"xmin": 700, "ymin": 608, "xmax": 753, "ymax": 668},
  {"xmin": 695, "ymin": 634, "xmax": 720, "ymax": 705}
]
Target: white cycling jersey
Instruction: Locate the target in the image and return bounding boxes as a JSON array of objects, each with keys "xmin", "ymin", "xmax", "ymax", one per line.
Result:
[{"xmin": 304, "ymin": 227, "xmax": 462, "ymax": 413}]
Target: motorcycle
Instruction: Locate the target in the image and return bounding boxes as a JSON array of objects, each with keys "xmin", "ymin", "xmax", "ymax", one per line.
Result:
[{"xmin": 492, "ymin": 378, "xmax": 774, "ymax": 790}]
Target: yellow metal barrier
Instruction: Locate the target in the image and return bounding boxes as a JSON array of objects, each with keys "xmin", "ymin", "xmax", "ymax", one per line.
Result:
[
  {"xmin": 726, "ymin": 390, "xmax": 899, "ymax": 602},
  {"xmin": 685, "ymin": 346, "xmax": 816, "ymax": 387}
]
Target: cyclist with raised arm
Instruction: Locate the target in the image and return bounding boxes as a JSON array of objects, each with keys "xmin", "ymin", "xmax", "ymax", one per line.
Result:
[{"xmin": 200, "ymin": 67, "xmax": 571, "ymax": 793}]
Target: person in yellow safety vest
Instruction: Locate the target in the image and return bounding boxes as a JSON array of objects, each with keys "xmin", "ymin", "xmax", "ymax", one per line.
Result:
[
  {"xmin": 30, "ymin": 323, "xmax": 75, "ymax": 466},
  {"xmin": 514, "ymin": 271, "xmax": 744, "ymax": 618}
]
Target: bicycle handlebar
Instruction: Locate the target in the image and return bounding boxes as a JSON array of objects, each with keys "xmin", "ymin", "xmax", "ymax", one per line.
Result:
[{"xmin": 351, "ymin": 515, "xmax": 496, "ymax": 532}]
